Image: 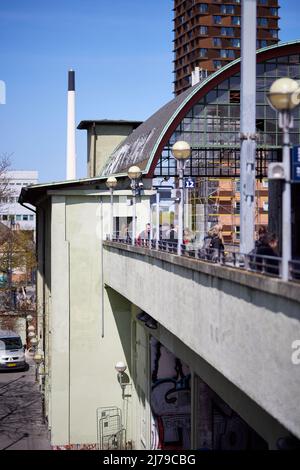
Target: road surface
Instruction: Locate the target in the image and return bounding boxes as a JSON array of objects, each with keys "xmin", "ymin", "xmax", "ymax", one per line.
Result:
[{"xmin": 0, "ymin": 353, "xmax": 51, "ymax": 450}]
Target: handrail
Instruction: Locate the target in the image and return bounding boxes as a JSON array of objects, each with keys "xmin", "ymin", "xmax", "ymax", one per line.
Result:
[{"xmin": 105, "ymin": 233, "xmax": 300, "ymax": 283}]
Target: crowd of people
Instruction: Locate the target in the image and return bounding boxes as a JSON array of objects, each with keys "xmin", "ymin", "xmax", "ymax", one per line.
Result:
[
  {"xmin": 115, "ymin": 221, "xmax": 279, "ymax": 275},
  {"xmin": 250, "ymin": 226, "xmax": 279, "ymax": 275}
]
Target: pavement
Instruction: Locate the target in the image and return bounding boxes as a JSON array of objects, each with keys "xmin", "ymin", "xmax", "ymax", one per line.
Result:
[{"xmin": 0, "ymin": 352, "xmax": 51, "ymax": 450}]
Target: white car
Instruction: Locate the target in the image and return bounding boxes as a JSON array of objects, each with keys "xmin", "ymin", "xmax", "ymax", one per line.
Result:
[{"xmin": 0, "ymin": 330, "xmax": 27, "ymax": 371}]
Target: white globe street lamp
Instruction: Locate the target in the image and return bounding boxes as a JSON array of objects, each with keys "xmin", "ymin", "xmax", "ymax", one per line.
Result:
[
  {"xmin": 30, "ymin": 337, "xmax": 39, "ymax": 346},
  {"xmin": 33, "ymin": 352, "xmax": 44, "ymax": 365},
  {"xmin": 267, "ymin": 77, "xmax": 300, "ymax": 281},
  {"xmin": 106, "ymin": 176, "xmax": 118, "ymax": 240},
  {"xmin": 115, "ymin": 361, "xmax": 127, "ymax": 373},
  {"xmin": 171, "ymin": 141, "xmax": 191, "ymax": 255},
  {"xmin": 115, "ymin": 361, "xmax": 131, "ymax": 399},
  {"xmin": 127, "ymin": 166, "xmax": 142, "ymax": 245},
  {"xmin": 127, "ymin": 166, "xmax": 142, "ymax": 180},
  {"xmin": 267, "ymin": 77, "xmax": 300, "ymax": 112}
]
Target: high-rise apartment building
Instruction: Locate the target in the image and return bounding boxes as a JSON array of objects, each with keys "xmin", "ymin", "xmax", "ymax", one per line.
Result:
[{"xmin": 173, "ymin": 0, "xmax": 280, "ymax": 95}]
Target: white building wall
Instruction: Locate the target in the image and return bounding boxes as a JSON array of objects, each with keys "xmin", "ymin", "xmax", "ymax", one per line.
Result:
[{"xmin": 0, "ymin": 170, "xmax": 38, "ymax": 230}]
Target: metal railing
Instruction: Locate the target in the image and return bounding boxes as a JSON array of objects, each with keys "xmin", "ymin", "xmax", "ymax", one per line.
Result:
[
  {"xmin": 106, "ymin": 233, "xmax": 300, "ymax": 283},
  {"xmin": 290, "ymin": 259, "xmax": 300, "ymax": 282}
]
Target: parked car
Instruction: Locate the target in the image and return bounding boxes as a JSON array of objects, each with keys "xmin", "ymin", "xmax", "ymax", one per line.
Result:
[{"xmin": 0, "ymin": 330, "xmax": 27, "ymax": 371}]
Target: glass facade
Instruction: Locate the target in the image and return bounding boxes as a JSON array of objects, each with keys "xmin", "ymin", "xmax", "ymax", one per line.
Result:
[{"xmin": 155, "ymin": 53, "xmax": 300, "ymax": 178}]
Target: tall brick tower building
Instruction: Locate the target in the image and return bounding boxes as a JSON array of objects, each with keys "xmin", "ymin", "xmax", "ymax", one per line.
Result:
[{"xmin": 173, "ymin": 0, "xmax": 280, "ymax": 95}]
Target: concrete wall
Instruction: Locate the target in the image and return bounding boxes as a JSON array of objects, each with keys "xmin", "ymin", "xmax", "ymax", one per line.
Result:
[
  {"xmin": 36, "ymin": 188, "xmax": 300, "ymax": 448},
  {"xmin": 102, "ymin": 242, "xmax": 300, "ymax": 440},
  {"xmin": 143, "ymin": 315, "xmax": 289, "ymax": 449},
  {"xmin": 87, "ymin": 124, "xmax": 138, "ymax": 177},
  {"xmin": 40, "ymin": 193, "xmax": 152, "ymax": 447}
]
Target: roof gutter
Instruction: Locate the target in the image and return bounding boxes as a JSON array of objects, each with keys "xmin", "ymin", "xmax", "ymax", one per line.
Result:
[{"xmin": 19, "ymin": 201, "xmax": 36, "ymax": 214}]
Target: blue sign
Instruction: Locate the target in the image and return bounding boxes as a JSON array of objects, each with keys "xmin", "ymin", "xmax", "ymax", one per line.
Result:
[
  {"xmin": 184, "ymin": 177, "xmax": 196, "ymax": 189},
  {"xmin": 292, "ymin": 146, "xmax": 300, "ymax": 182}
]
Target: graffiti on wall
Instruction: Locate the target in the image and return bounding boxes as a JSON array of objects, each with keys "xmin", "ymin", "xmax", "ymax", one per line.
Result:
[
  {"xmin": 150, "ymin": 337, "xmax": 191, "ymax": 450},
  {"xmin": 194, "ymin": 375, "xmax": 268, "ymax": 450}
]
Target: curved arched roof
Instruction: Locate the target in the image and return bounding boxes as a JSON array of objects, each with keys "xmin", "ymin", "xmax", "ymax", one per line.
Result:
[{"xmin": 100, "ymin": 40, "xmax": 300, "ymax": 178}]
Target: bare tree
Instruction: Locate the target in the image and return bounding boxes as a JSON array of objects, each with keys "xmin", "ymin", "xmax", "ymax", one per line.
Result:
[
  {"xmin": 0, "ymin": 154, "xmax": 36, "ymax": 314},
  {"xmin": 0, "ymin": 153, "xmax": 12, "ymax": 201},
  {"xmin": 0, "ymin": 229, "xmax": 36, "ymax": 311}
]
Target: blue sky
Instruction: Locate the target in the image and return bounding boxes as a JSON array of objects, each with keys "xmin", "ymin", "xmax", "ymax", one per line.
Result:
[{"xmin": 0, "ymin": 0, "xmax": 299, "ymax": 182}]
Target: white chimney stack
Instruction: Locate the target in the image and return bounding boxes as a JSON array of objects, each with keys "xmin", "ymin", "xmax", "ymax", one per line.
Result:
[{"xmin": 66, "ymin": 69, "xmax": 76, "ymax": 180}]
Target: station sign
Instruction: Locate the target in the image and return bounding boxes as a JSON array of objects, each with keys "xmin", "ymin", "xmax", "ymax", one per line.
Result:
[
  {"xmin": 184, "ymin": 177, "xmax": 196, "ymax": 189},
  {"xmin": 292, "ymin": 146, "xmax": 300, "ymax": 183}
]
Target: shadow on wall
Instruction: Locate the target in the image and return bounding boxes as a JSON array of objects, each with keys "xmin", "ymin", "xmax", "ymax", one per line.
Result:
[
  {"xmin": 105, "ymin": 245, "xmax": 300, "ymax": 322},
  {"xmin": 105, "ymin": 286, "xmax": 133, "ymax": 376}
]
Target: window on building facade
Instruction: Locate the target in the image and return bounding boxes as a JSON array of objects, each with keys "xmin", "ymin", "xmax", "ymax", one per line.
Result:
[
  {"xmin": 16, "ymin": 215, "xmax": 21, "ymax": 221},
  {"xmin": 199, "ymin": 26, "xmax": 208, "ymax": 35},
  {"xmin": 230, "ymin": 90, "xmax": 240, "ymax": 103},
  {"xmin": 200, "ymin": 48, "xmax": 208, "ymax": 57},
  {"xmin": 213, "ymin": 38, "xmax": 222, "ymax": 47},
  {"xmin": 29, "ymin": 215, "xmax": 34, "ymax": 221},
  {"xmin": 198, "ymin": 3, "xmax": 208, "ymax": 13},
  {"xmin": 2, "ymin": 215, "xmax": 8, "ymax": 221},
  {"xmin": 23, "ymin": 215, "xmax": 28, "ymax": 221},
  {"xmin": 231, "ymin": 38, "xmax": 241, "ymax": 47},
  {"xmin": 221, "ymin": 27, "xmax": 234, "ymax": 36},
  {"xmin": 262, "ymin": 180, "xmax": 269, "ymax": 188},
  {"xmin": 270, "ymin": 29, "xmax": 278, "ymax": 38},
  {"xmin": 270, "ymin": 7, "xmax": 278, "ymax": 16},
  {"xmin": 158, "ymin": 53, "xmax": 300, "ymax": 178},
  {"xmin": 258, "ymin": 18, "xmax": 268, "ymax": 27},
  {"xmin": 213, "ymin": 15, "xmax": 222, "ymax": 25},
  {"xmin": 213, "ymin": 60, "xmax": 222, "ymax": 69},
  {"xmin": 256, "ymin": 119, "xmax": 265, "ymax": 132},
  {"xmin": 263, "ymin": 201, "xmax": 269, "ymax": 212},
  {"xmin": 220, "ymin": 49, "xmax": 235, "ymax": 59},
  {"xmin": 257, "ymin": 39, "xmax": 267, "ymax": 49},
  {"xmin": 232, "ymin": 16, "xmax": 241, "ymax": 26},
  {"xmin": 234, "ymin": 201, "xmax": 240, "ymax": 214},
  {"xmin": 221, "ymin": 5, "xmax": 235, "ymax": 14}
]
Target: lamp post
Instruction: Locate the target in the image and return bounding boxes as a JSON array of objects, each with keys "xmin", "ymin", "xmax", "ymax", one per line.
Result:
[
  {"xmin": 29, "ymin": 336, "xmax": 39, "ymax": 381},
  {"xmin": 171, "ymin": 141, "xmax": 191, "ymax": 255},
  {"xmin": 106, "ymin": 176, "xmax": 118, "ymax": 240},
  {"xmin": 267, "ymin": 77, "xmax": 300, "ymax": 281},
  {"xmin": 25, "ymin": 314, "xmax": 34, "ymax": 349},
  {"xmin": 127, "ymin": 166, "xmax": 142, "ymax": 245},
  {"xmin": 240, "ymin": 0, "xmax": 257, "ymax": 255}
]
